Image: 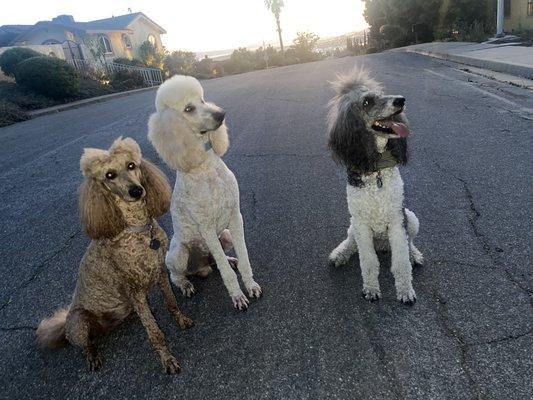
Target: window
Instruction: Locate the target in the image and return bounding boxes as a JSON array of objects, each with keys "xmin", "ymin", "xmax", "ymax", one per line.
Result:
[
  {"xmin": 528, "ymin": 0, "xmax": 533, "ymax": 16},
  {"xmin": 147, "ymin": 34, "xmax": 157, "ymax": 47},
  {"xmin": 123, "ymin": 34, "xmax": 132, "ymax": 49},
  {"xmin": 504, "ymin": 0, "xmax": 510, "ymax": 17},
  {"xmin": 99, "ymin": 35, "xmax": 112, "ymax": 54}
]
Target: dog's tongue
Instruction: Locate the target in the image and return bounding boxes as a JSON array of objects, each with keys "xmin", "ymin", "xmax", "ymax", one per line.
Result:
[{"xmin": 383, "ymin": 121, "xmax": 410, "ymax": 137}]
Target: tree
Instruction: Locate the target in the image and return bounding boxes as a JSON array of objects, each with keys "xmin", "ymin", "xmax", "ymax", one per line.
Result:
[
  {"xmin": 164, "ymin": 50, "xmax": 197, "ymax": 76},
  {"xmin": 363, "ymin": 0, "xmax": 492, "ymax": 49},
  {"xmin": 265, "ymin": 0, "xmax": 285, "ymax": 52},
  {"xmin": 292, "ymin": 31, "xmax": 321, "ymax": 62},
  {"xmin": 139, "ymin": 41, "xmax": 165, "ymax": 69}
]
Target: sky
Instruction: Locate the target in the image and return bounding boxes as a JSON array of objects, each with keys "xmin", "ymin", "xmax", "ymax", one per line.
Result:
[{"xmin": 0, "ymin": 0, "xmax": 368, "ymax": 52}]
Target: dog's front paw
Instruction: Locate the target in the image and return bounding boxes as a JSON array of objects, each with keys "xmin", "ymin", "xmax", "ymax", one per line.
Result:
[
  {"xmin": 362, "ymin": 287, "xmax": 381, "ymax": 302},
  {"xmin": 232, "ymin": 291, "xmax": 249, "ymax": 311},
  {"xmin": 177, "ymin": 315, "xmax": 194, "ymax": 330},
  {"xmin": 162, "ymin": 355, "xmax": 182, "ymax": 375},
  {"xmin": 86, "ymin": 351, "xmax": 102, "ymax": 372},
  {"xmin": 397, "ymin": 287, "xmax": 417, "ymax": 305},
  {"xmin": 244, "ymin": 280, "xmax": 262, "ymax": 299},
  {"xmin": 171, "ymin": 274, "xmax": 195, "ymax": 297}
]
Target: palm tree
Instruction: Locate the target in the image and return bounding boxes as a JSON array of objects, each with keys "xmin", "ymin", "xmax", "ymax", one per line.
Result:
[{"xmin": 265, "ymin": 0, "xmax": 285, "ymax": 52}]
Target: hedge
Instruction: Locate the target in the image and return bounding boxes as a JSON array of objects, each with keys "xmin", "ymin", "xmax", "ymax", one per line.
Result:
[
  {"xmin": 15, "ymin": 57, "xmax": 80, "ymax": 99},
  {"xmin": 0, "ymin": 47, "xmax": 43, "ymax": 77}
]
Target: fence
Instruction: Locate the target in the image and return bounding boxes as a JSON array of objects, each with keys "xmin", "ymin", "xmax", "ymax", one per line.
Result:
[{"xmin": 67, "ymin": 59, "xmax": 163, "ymax": 86}]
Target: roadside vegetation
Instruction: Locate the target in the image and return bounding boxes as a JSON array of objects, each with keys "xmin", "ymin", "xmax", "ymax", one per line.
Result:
[
  {"xmin": 363, "ymin": 0, "xmax": 497, "ymax": 53},
  {"xmin": 0, "ymin": 47, "xmax": 146, "ymax": 127},
  {"xmin": 0, "ymin": 31, "xmax": 329, "ymax": 127},
  {"xmin": 0, "ymin": 0, "xmax": 511, "ymax": 128}
]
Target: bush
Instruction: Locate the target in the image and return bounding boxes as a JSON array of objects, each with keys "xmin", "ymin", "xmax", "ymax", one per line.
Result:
[
  {"xmin": 0, "ymin": 100, "xmax": 30, "ymax": 127},
  {"xmin": 0, "ymin": 47, "xmax": 43, "ymax": 77},
  {"xmin": 109, "ymin": 69, "xmax": 145, "ymax": 91},
  {"xmin": 78, "ymin": 78, "xmax": 116, "ymax": 98},
  {"xmin": 113, "ymin": 57, "xmax": 146, "ymax": 67},
  {"xmin": 0, "ymin": 81, "xmax": 58, "ymax": 110},
  {"xmin": 15, "ymin": 57, "xmax": 80, "ymax": 99}
]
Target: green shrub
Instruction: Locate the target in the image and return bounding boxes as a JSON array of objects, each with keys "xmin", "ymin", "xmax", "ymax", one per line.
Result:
[
  {"xmin": 109, "ymin": 69, "xmax": 145, "ymax": 91},
  {"xmin": 0, "ymin": 100, "xmax": 30, "ymax": 127},
  {"xmin": 78, "ymin": 78, "xmax": 116, "ymax": 98},
  {"xmin": 0, "ymin": 47, "xmax": 43, "ymax": 77},
  {"xmin": 15, "ymin": 57, "xmax": 80, "ymax": 99},
  {"xmin": 113, "ymin": 57, "xmax": 146, "ymax": 67},
  {"xmin": 0, "ymin": 81, "xmax": 58, "ymax": 110}
]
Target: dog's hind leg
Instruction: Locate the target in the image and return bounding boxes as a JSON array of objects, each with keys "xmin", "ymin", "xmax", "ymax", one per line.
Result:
[
  {"xmin": 405, "ymin": 208, "xmax": 424, "ymax": 267},
  {"xmin": 219, "ymin": 229, "xmax": 238, "ymax": 269},
  {"xmin": 228, "ymin": 212, "xmax": 262, "ymax": 300},
  {"xmin": 166, "ymin": 237, "xmax": 195, "ymax": 297},
  {"xmin": 329, "ymin": 219, "xmax": 358, "ymax": 267},
  {"xmin": 65, "ymin": 310, "xmax": 102, "ymax": 372}
]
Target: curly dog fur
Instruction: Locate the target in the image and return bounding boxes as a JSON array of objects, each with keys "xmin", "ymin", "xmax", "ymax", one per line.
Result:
[
  {"xmin": 36, "ymin": 137, "xmax": 193, "ymax": 374},
  {"xmin": 327, "ymin": 68, "xmax": 424, "ymax": 304},
  {"xmin": 148, "ymin": 75, "xmax": 261, "ymax": 310}
]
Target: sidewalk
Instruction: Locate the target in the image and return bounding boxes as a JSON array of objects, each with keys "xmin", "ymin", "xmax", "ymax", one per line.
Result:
[{"xmin": 396, "ymin": 41, "xmax": 533, "ymax": 79}]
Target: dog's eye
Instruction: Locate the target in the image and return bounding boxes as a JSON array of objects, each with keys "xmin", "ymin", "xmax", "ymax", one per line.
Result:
[
  {"xmin": 105, "ymin": 171, "xmax": 117, "ymax": 180},
  {"xmin": 184, "ymin": 105, "xmax": 195, "ymax": 113},
  {"xmin": 363, "ymin": 97, "xmax": 375, "ymax": 108},
  {"xmin": 127, "ymin": 162, "xmax": 136, "ymax": 171}
]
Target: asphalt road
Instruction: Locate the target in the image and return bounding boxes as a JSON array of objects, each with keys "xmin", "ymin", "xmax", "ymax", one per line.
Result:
[{"xmin": 0, "ymin": 52, "xmax": 531, "ymax": 400}]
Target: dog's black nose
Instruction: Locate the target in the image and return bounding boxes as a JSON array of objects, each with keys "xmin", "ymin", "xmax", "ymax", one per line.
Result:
[
  {"xmin": 393, "ymin": 97, "xmax": 406, "ymax": 107},
  {"xmin": 128, "ymin": 185, "xmax": 144, "ymax": 199},
  {"xmin": 212, "ymin": 110, "xmax": 226, "ymax": 124}
]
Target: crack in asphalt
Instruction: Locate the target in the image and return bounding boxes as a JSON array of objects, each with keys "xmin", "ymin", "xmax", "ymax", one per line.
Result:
[
  {"xmin": 433, "ymin": 161, "xmax": 533, "ymax": 300},
  {"xmin": 422, "ymin": 162, "xmax": 533, "ymax": 400},
  {"xmin": 469, "ymin": 328, "xmax": 533, "ymax": 347},
  {"xmin": 0, "ymin": 325, "xmax": 36, "ymax": 332},
  {"xmin": 360, "ymin": 310, "xmax": 405, "ymax": 400},
  {"xmin": 428, "ymin": 288, "xmax": 485, "ymax": 400},
  {"xmin": 0, "ymin": 230, "xmax": 82, "ymax": 315},
  {"xmin": 426, "ymin": 258, "xmax": 533, "ymax": 345}
]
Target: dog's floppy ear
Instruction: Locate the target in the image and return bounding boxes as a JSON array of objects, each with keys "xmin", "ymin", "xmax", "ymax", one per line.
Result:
[
  {"xmin": 327, "ymin": 97, "xmax": 378, "ymax": 173},
  {"xmin": 78, "ymin": 178, "xmax": 125, "ymax": 239},
  {"xmin": 210, "ymin": 123, "xmax": 229, "ymax": 157},
  {"xmin": 148, "ymin": 110, "xmax": 207, "ymax": 173},
  {"xmin": 140, "ymin": 158, "xmax": 172, "ymax": 218}
]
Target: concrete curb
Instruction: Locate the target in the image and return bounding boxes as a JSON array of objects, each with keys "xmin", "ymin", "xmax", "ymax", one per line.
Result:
[
  {"xmin": 28, "ymin": 85, "xmax": 159, "ymax": 118},
  {"xmin": 405, "ymin": 48, "xmax": 533, "ymax": 80}
]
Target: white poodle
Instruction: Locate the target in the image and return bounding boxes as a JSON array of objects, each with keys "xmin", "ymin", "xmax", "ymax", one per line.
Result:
[
  {"xmin": 327, "ymin": 69, "xmax": 423, "ymax": 305},
  {"xmin": 148, "ymin": 75, "xmax": 261, "ymax": 310}
]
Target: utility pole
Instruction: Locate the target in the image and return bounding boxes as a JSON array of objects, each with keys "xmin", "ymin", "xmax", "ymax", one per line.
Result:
[{"xmin": 496, "ymin": 0, "xmax": 504, "ymax": 37}]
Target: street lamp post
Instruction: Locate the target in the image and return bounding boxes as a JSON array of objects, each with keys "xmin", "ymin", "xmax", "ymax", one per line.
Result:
[{"xmin": 496, "ymin": 0, "xmax": 504, "ymax": 37}]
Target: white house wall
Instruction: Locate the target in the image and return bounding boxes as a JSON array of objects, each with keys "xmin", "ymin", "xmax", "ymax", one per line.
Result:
[{"xmin": 127, "ymin": 17, "xmax": 164, "ymax": 56}]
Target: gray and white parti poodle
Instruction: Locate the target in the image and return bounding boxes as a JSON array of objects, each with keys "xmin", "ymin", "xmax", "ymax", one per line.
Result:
[{"xmin": 327, "ymin": 69, "xmax": 424, "ymax": 305}]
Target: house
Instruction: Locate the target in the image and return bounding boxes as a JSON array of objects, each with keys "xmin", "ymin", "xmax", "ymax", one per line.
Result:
[
  {"xmin": 0, "ymin": 12, "xmax": 166, "ymax": 62},
  {"xmin": 504, "ymin": 0, "xmax": 533, "ymax": 32}
]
